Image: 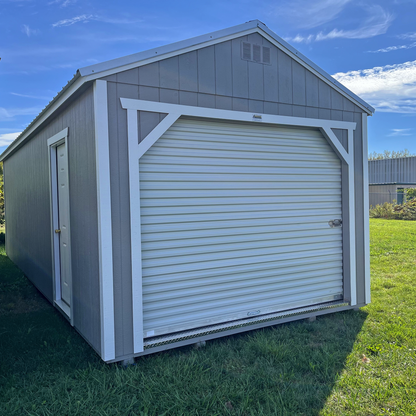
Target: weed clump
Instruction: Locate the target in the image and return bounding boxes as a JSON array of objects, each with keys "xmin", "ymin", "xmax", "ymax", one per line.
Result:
[
  {"xmin": 370, "ymin": 200, "xmax": 416, "ymax": 220},
  {"xmin": 369, "ymin": 202, "xmax": 396, "ymax": 219}
]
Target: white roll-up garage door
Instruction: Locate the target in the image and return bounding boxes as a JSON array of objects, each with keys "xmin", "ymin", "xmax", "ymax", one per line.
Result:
[{"xmin": 139, "ymin": 118, "xmax": 343, "ymax": 338}]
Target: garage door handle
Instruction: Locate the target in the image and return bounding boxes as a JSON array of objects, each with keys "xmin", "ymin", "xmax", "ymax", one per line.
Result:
[{"xmin": 328, "ymin": 219, "xmax": 342, "ymax": 228}]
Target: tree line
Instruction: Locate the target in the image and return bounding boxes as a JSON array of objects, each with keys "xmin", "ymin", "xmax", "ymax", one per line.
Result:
[{"xmin": 369, "ymin": 149, "xmax": 416, "ymax": 160}]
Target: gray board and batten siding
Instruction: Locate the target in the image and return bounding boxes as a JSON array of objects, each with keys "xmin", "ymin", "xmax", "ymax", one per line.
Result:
[
  {"xmin": 101, "ymin": 32, "xmax": 368, "ymax": 359},
  {"xmin": 3, "ymin": 87, "xmax": 102, "ymax": 354},
  {"xmin": 369, "ymin": 157, "xmax": 416, "ymax": 185}
]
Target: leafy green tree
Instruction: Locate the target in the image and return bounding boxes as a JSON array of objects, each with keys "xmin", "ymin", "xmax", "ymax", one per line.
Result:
[
  {"xmin": 368, "ymin": 149, "xmax": 416, "ymax": 160},
  {"xmin": 406, "ymin": 188, "xmax": 416, "ymax": 201}
]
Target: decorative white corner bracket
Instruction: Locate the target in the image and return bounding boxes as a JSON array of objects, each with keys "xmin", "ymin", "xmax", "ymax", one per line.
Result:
[{"xmin": 120, "ymin": 98, "xmax": 358, "ymax": 354}]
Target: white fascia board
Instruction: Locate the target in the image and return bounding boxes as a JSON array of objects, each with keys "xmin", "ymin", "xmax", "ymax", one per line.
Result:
[
  {"xmin": 0, "ymin": 20, "xmax": 374, "ymax": 163},
  {"xmin": 0, "ymin": 69, "xmax": 103, "ymax": 163},
  {"xmin": 78, "ymin": 28, "xmax": 259, "ymax": 81},
  {"xmin": 0, "ymin": 74, "xmax": 83, "ymax": 162},
  {"xmin": 79, "ymin": 20, "xmax": 260, "ymax": 76},
  {"xmin": 80, "ymin": 20, "xmax": 374, "ymax": 115},
  {"xmin": 0, "ymin": 23, "xmax": 258, "ymax": 163},
  {"xmin": 257, "ymin": 23, "xmax": 374, "ymax": 115}
]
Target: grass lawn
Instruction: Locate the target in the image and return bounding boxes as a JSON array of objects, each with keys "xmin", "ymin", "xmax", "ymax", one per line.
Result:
[{"xmin": 0, "ymin": 219, "xmax": 415, "ymax": 415}]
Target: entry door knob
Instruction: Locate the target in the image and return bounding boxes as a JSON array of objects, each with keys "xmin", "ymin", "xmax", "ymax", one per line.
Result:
[{"xmin": 55, "ymin": 229, "xmax": 61, "ymax": 233}]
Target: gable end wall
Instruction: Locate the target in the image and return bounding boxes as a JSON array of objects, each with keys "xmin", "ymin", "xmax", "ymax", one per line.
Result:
[{"xmin": 102, "ymin": 34, "xmax": 367, "ymax": 359}]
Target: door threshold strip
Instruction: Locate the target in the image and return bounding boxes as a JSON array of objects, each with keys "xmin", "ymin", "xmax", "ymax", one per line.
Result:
[{"xmin": 144, "ymin": 300, "xmax": 348, "ymax": 349}]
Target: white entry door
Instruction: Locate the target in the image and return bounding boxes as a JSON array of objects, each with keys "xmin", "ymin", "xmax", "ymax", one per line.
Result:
[{"xmin": 56, "ymin": 143, "xmax": 71, "ymax": 306}]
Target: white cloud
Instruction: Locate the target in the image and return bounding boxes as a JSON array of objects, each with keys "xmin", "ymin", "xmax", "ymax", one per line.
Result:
[
  {"xmin": 61, "ymin": 0, "xmax": 76, "ymax": 6},
  {"xmin": 288, "ymin": 5, "xmax": 394, "ymax": 43},
  {"xmin": 368, "ymin": 42, "xmax": 416, "ymax": 53},
  {"xmin": 48, "ymin": 0, "xmax": 77, "ymax": 6},
  {"xmin": 0, "ymin": 132, "xmax": 21, "ymax": 147},
  {"xmin": 398, "ymin": 32, "xmax": 416, "ymax": 40},
  {"xmin": 0, "ymin": 107, "xmax": 42, "ymax": 121},
  {"xmin": 274, "ymin": 0, "xmax": 351, "ymax": 30},
  {"xmin": 52, "ymin": 14, "xmax": 94, "ymax": 27},
  {"xmin": 11, "ymin": 92, "xmax": 50, "ymax": 100},
  {"xmin": 388, "ymin": 129, "xmax": 412, "ymax": 137},
  {"xmin": 332, "ymin": 60, "xmax": 416, "ymax": 113},
  {"xmin": 286, "ymin": 34, "xmax": 315, "ymax": 44},
  {"xmin": 51, "ymin": 14, "xmax": 143, "ymax": 28},
  {"xmin": 21, "ymin": 24, "xmax": 38, "ymax": 37}
]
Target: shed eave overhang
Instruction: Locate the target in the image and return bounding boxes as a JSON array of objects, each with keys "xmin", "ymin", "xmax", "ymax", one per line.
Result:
[
  {"xmin": 78, "ymin": 20, "xmax": 374, "ymax": 116},
  {"xmin": 0, "ymin": 19, "xmax": 374, "ymax": 162},
  {"xmin": 0, "ymin": 71, "xmax": 83, "ymax": 162}
]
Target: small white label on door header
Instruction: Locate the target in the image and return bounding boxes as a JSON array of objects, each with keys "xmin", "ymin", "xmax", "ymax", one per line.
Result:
[{"xmin": 146, "ymin": 330, "xmax": 155, "ymax": 337}]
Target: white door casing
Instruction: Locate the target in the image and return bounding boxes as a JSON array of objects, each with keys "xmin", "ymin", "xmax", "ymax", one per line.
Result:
[
  {"xmin": 47, "ymin": 128, "xmax": 73, "ymax": 321},
  {"xmin": 56, "ymin": 143, "xmax": 71, "ymax": 305},
  {"xmin": 120, "ymin": 98, "xmax": 357, "ymax": 354}
]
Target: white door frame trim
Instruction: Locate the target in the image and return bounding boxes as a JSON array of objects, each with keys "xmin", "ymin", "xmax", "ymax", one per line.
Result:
[
  {"xmin": 120, "ymin": 98, "xmax": 357, "ymax": 353},
  {"xmin": 47, "ymin": 128, "xmax": 73, "ymax": 323},
  {"xmin": 93, "ymin": 80, "xmax": 116, "ymax": 362}
]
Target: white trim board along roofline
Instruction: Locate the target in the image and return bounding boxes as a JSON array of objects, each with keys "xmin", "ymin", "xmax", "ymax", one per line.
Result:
[
  {"xmin": 0, "ymin": 19, "xmax": 374, "ymax": 162},
  {"xmin": 80, "ymin": 20, "xmax": 374, "ymax": 115}
]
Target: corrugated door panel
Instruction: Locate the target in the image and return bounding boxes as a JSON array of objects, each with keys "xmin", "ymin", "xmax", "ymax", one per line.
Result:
[{"xmin": 140, "ymin": 118, "xmax": 343, "ymax": 337}]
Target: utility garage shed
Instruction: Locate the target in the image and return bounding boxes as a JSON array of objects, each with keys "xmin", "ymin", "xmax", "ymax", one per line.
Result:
[{"xmin": 0, "ymin": 20, "xmax": 373, "ymax": 363}]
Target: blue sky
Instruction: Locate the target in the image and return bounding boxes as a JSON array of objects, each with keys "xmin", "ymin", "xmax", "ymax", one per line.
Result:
[{"xmin": 1, "ymin": 0, "xmax": 415, "ymax": 155}]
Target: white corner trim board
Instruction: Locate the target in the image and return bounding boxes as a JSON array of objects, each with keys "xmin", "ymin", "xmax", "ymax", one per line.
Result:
[
  {"xmin": 362, "ymin": 114, "xmax": 371, "ymax": 304},
  {"xmin": 93, "ymin": 80, "xmax": 116, "ymax": 362},
  {"xmin": 47, "ymin": 127, "xmax": 74, "ymax": 324},
  {"xmin": 120, "ymin": 98, "xmax": 358, "ymax": 353},
  {"xmin": 348, "ymin": 128, "xmax": 357, "ymax": 306}
]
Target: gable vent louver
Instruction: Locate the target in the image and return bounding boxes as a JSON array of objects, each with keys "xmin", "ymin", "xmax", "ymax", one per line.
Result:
[
  {"xmin": 241, "ymin": 42, "xmax": 271, "ymax": 65},
  {"xmin": 262, "ymin": 46, "xmax": 271, "ymax": 64},
  {"xmin": 242, "ymin": 42, "xmax": 252, "ymax": 60},
  {"xmin": 253, "ymin": 44, "xmax": 261, "ymax": 62}
]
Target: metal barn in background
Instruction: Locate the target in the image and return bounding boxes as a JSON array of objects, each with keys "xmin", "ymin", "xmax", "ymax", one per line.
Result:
[
  {"xmin": 0, "ymin": 20, "xmax": 373, "ymax": 364},
  {"xmin": 368, "ymin": 157, "xmax": 416, "ymax": 207}
]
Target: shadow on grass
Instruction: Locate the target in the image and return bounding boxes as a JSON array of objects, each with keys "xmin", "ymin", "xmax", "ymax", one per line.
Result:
[{"xmin": 0, "ymin": 244, "xmax": 367, "ymax": 415}]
